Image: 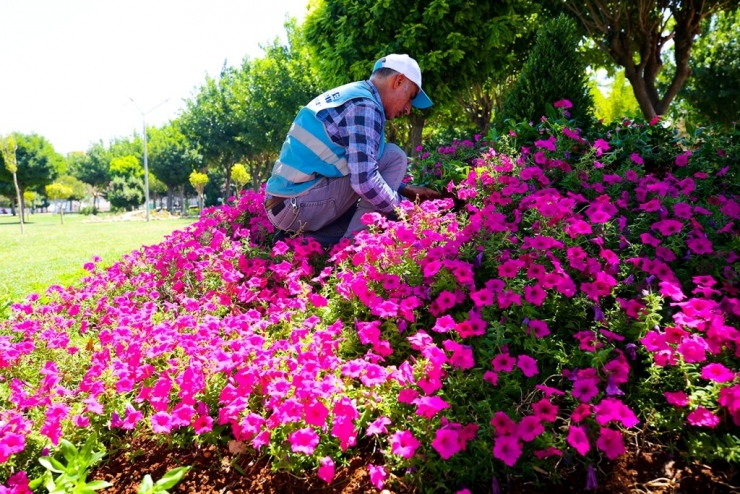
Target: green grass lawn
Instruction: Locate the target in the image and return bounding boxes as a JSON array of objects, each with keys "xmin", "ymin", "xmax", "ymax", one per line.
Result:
[{"xmin": 0, "ymin": 212, "xmax": 196, "ymax": 303}]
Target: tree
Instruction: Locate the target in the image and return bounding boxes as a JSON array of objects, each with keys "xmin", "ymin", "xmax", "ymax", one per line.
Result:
[
  {"xmin": 181, "ymin": 20, "xmax": 320, "ymax": 194},
  {"xmin": 58, "ymin": 175, "xmax": 87, "ymax": 212},
  {"xmin": 498, "ymin": 15, "xmax": 594, "ymax": 126},
  {"xmin": 107, "ymin": 155, "xmax": 144, "ymax": 211},
  {"xmin": 0, "ymin": 133, "xmax": 63, "ymax": 222},
  {"xmin": 189, "ymin": 171, "xmax": 208, "ymax": 212},
  {"xmin": 67, "ymin": 144, "xmax": 110, "ymax": 210},
  {"xmin": 561, "ymin": 0, "xmax": 740, "ymax": 120},
  {"xmin": 147, "ymin": 121, "xmax": 200, "ymax": 212},
  {"xmin": 181, "ymin": 69, "xmax": 243, "ymax": 200},
  {"xmin": 230, "ymin": 164, "xmax": 250, "ymax": 194},
  {"xmin": 45, "ymin": 182, "xmax": 73, "ymax": 224},
  {"xmin": 678, "ymin": 9, "xmax": 740, "ymax": 128},
  {"xmin": 0, "ymin": 134, "xmax": 24, "ymax": 233},
  {"xmin": 302, "ymin": 0, "xmax": 540, "ymax": 151}
]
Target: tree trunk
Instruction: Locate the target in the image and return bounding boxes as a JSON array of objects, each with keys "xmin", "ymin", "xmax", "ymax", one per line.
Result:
[
  {"xmin": 14, "ymin": 175, "xmax": 25, "ymax": 233},
  {"xmin": 167, "ymin": 184, "xmax": 174, "ymax": 213},
  {"xmin": 408, "ymin": 112, "xmax": 427, "ymax": 157},
  {"xmin": 180, "ymin": 185, "xmax": 187, "ymax": 215},
  {"xmin": 59, "ymin": 201, "xmax": 64, "ymax": 225}
]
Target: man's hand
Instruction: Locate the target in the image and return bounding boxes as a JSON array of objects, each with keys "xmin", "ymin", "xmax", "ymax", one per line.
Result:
[{"xmin": 400, "ymin": 185, "xmax": 443, "ymax": 202}]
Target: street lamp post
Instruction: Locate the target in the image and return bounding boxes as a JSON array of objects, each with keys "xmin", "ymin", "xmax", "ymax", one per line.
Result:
[{"xmin": 130, "ymin": 97, "xmax": 169, "ymax": 222}]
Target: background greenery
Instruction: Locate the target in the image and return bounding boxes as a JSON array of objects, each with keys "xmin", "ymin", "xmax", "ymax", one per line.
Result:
[{"xmin": 2, "ymin": 0, "xmax": 738, "ymax": 216}]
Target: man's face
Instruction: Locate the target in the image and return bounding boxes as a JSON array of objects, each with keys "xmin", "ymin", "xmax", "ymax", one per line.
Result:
[{"xmin": 384, "ymin": 75, "xmax": 419, "ymax": 120}]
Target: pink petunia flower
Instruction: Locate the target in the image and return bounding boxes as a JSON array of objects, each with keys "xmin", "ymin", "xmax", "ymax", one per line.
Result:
[
  {"xmin": 567, "ymin": 425, "xmax": 591, "ymax": 456},
  {"xmin": 289, "ymin": 427, "xmax": 320, "ymax": 455},
  {"xmin": 368, "ymin": 464, "xmax": 387, "ymax": 489},
  {"xmin": 664, "ymin": 391, "xmax": 689, "ymax": 407},
  {"xmin": 701, "ymin": 363, "xmax": 736, "ymax": 383},
  {"xmin": 390, "ymin": 430, "xmax": 420, "ymax": 459},
  {"xmin": 687, "ymin": 406, "xmax": 720, "ymax": 428},
  {"xmin": 432, "ymin": 428, "xmax": 462, "ymax": 459},
  {"xmin": 493, "ymin": 435, "xmax": 522, "ymax": 467},
  {"xmin": 517, "ymin": 355, "xmax": 539, "ymax": 377},
  {"xmin": 596, "ymin": 428, "xmax": 625, "ymax": 459},
  {"xmin": 318, "ymin": 456, "xmax": 335, "ymax": 484}
]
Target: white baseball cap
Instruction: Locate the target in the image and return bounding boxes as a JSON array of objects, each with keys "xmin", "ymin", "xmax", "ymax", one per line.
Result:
[{"xmin": 372, "ymin": 54, "xmax": 433, "ymax": 109}]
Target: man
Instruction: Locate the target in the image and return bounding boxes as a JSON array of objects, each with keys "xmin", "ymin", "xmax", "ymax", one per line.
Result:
[{"xmin": 264, "ymin": 53, "xmax": 441, "ymax": 241}]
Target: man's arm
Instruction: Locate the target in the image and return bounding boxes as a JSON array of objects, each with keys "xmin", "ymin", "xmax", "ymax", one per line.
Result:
[{"xmin": 343, "ymin": 101, "xmax": 401, "ymax": 213}]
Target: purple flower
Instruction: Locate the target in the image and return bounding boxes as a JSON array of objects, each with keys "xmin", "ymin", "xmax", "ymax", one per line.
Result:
[{"xmin": 586, "ymin": 464, "xmax": 598, "ymax": 490}]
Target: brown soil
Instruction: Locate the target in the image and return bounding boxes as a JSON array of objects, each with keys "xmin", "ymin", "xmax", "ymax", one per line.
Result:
[{"xmin": 91, "ymin": 438, "xmax": 740, "ymax": 494}]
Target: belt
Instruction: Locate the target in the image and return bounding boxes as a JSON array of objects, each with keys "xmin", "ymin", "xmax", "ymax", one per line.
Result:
[{"xmin": 264, "ymin": 196, "xmax": 287, "ymax": 216}]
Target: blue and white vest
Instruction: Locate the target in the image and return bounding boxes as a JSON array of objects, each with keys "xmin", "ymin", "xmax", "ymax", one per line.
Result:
[{"xmin": 265, "ymin": 81, "xmax": 386, "ymax": 197}]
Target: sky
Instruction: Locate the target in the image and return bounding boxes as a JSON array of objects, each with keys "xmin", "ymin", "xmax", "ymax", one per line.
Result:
[{"xmin": 0, "ymin": 0, "xmax": 310, "ymax": 156}]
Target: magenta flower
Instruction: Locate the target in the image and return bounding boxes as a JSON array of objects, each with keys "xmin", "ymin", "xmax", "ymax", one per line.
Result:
[
  {"xmin": 687, "ymin": 406, "xmax": 720, "ymax": 428},
  {"xmin": 368, "ymin": 464, "xmax": 387, "ymax": 489},
  {"xmin": 532, "ymin": 398, "xmax": 558, "ymax": 422},
  {"xmin": 432, "ymin": 428, "xmax": 462, "ymax": 459},
  {"xmin": 414, "ymin": 396, "xmax": 451, "ymax": 419},
  {"xmin": 150, "ymin": 411, "xmax": 173, "ymax": 434},
  {"xmin": 701, "ymin": 363, "xmax": 736, "ymax": 383},
  {"xmin": 302, "ymin": 399, "xmax": 329, "ymax": 427},
  {"xmin": 318, "ymin": 456, "xmax": 335, "ymax": 484},
  {"xmin": 493, "ymin": 435, "xmax": 522, "ymax": 466},
  {"xmin": 554, "ymin": 99, "xmax": 573, "ymax": 108},
  {"xmin": 289, "ymin": 427, "xmax": 320, "ymax": 455},
  {"xmin": 567, "ymin": 425, "xmax": 591, "ymax": 456},
  {"xmin": 366, "ymin": 416, "xmax": 391, "ymax": 436},
  {"xmin": 390, "ymin": 430, "xmax": 420, "ymax": 459},
  {"xmin": 596, "ymin": 428, "xmax": 625, "ymax": 459},
  {"xmin": 517, "ymin": 355, "xmax": 539, "ymax": 377},
  {"xmin": 664, "ymin": 391, "xmax": 690, "ymax": 407},
  {"xmin": 490, "ymin": 411, "xmax": 516, "ymax": 436},
  {"xmin": 492, "ymin": 353, "xmax": 516, "ymax": 372},
  {"xmin": 516, "ymin": 416, "xmax": 544, "ymax": 442}
]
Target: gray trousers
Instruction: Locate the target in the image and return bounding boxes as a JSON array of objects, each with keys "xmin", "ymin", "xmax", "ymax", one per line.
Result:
[{"xmin": 267, "ymin": 143, "xmax": 407, "ymax": 238}]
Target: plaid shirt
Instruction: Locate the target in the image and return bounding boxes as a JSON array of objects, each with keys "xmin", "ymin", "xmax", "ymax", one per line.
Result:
[{"xmin": 316, "ymin": 81, "xmax": 400, "ymax": 213}]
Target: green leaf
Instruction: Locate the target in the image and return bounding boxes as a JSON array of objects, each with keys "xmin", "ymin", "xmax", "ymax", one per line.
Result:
[
  {"xmin": 60, "ymin": 439, "xmax": 79, "ymax": 463},
  {"xmin": 154, "ymin": 466, "xmax": 191, "ymax": 490},
  {"xmin": 39, "ymin": 456, "xmax": 65, "ymax": 473},
  {"xmin": 545, "ymin": 102, "xmax": 556, "ymax": 120},
  {"xmin": 138, "ymin": 474, "xmax": 154, "ymax": 494},
  {"xmin": 80, "ymin": 433, "xmax": 98, "ymax": 462},
  {"xmin": 82, "ymin": 480, "xmax": 113, "ymax": 491}
]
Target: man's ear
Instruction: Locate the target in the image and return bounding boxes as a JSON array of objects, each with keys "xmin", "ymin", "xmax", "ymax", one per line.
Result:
[{"xmin": 393, "ymin": 74, "xmax": 406, "ymax": 89}]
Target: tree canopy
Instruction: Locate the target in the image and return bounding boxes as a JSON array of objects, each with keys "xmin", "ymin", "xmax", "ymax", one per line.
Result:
[
  {"xmin": 303, "ymin": 0, "xmax": 540, "ymax": 149},
  {"xmin": 560, "ymin": 0, "xmax": 740, "ymax": 119}
]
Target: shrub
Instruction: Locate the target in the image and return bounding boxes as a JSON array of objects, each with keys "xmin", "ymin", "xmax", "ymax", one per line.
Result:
[{"xmin": 497, "ymin": 14, "xmax": 593, "ymax": 127}]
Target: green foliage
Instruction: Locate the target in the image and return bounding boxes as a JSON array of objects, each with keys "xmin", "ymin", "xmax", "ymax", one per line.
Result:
[
  {"xmin": 230, "ymin": 164, "xmax": 250, "ymax": 191},
  {"xmin": 147, "ymin": 120, "xmax": 200, "ymax": 194},
  {"xmin": 107, "ymin": 175, "xmax": 145, "ymax": 211},
  {"xmin": 303, "ymin": 0, "xmax": 541, "ymax": 148},
  {"xmin": 0, "ymin": 133, "xmax": 64, "ymax": 194},
  {"xmin": 137, "ymin": 466, "xmax": 190, "ymax": 494},
  {"xmin": 57, "ymin": 175, "xmax": 86, "ymax": 201},
  {"xmin": 189, "ymin": 171, "xmax": 208, "ymax": 191},
  {"xmin": 30, "ymin": 434, "xmax": 111, "ymax": 494},
  {"xmin": 679, "ymin": 10, "xmax": 740, "ymax": 129},
  {"xmin": 181, "ymin": 19, "xmax": 318, "ymax": 195},
  {"xmin": 68, "ymin": 142, "xmax": 111, "ymax": 190},
  {"xmin": 498, "ymin": 14, "xmax": 593, "ymax": 127},
  {"xmin": 45, "ymin": 183, "xmax": 73, "ymax": 201},
  {"xmin": 109, "ymin": 155, "xmax": 143, "ymax": 178},
  {"xmin": 590, "ymin": 70, "xmax": 642, "ymax": 124}
]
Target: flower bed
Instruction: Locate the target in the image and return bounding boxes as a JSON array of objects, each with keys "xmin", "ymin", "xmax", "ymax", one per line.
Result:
[{"xmin": 1, "ymin": 109, "xmax": 738, "ymax": 493}]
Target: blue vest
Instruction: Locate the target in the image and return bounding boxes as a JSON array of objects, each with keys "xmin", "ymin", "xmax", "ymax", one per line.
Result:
[{"xmin": 266, "ymin": 81, "xmax": 386, "ymax": 197}]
